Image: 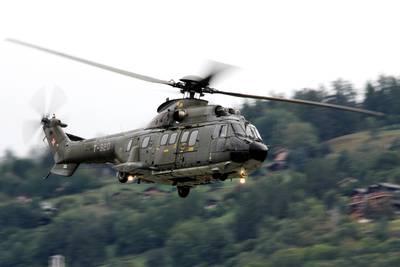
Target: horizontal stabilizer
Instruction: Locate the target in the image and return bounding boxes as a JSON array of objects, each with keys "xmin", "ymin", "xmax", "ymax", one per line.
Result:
[
  {"xmin": 66, "ymin": 133, "xmax": 85, "ymax": 141},
  {"xmin": 51, "ymin": 163, "xmax": 80, "ymax": 177}
]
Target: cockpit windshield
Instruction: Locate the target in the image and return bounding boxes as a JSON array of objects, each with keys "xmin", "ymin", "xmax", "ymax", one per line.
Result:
[
  {"xmin": 246, "ymin": 124, "xmax": 262, "ymax": 140},
  {"xmin": 232, "ymin": 122, "xmax": 262, "ymax": 140},
  {"xmin": 246, "ymin": 125, "xmax": 255, "ymax": 138},
  {"xmin": 253, "ymin": 126, "xmax": 262, "ymax": 140}
]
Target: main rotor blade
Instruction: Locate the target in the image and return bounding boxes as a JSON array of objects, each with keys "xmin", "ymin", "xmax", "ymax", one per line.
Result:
[
  {"xmin": 214, "ymin": 90, "xmax": 385, "ymax": 116},
  {"xmin": 6, "ymin": 38, "xmax": 174, "ymax": 86},
  {"xmin": 200, "ymin": 61, "xmax": 235, "ymax": 86}
]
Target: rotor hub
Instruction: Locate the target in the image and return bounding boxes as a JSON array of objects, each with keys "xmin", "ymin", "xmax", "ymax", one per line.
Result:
[
  {"xmin": 178, "ymin": 75, "xmax": 209, "ymax": 98},
  {"xmin": 179, "ymin": 75, "xmax": 204, "ymax": 84},
  {"xmin": 41, "ymin": 117, "xmax": 50, "ymax": 126}
]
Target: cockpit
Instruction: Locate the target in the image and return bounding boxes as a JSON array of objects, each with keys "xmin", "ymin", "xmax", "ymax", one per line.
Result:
[
  {"xmin": 246, "ymin": 124, "xmax": 262, "ymax": 140},
  {"xmin": 231, "ymin": 122, "xmax": 262, "ymax": 141},
  {"xmin": 229, "ymin": 122, "xmax": 268, "ymax": 163}
]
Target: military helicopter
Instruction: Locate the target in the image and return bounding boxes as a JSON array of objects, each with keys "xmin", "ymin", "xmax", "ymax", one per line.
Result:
[{"xmin": 7, "ymin": 39, "xmax": 384, "ymax": 198}]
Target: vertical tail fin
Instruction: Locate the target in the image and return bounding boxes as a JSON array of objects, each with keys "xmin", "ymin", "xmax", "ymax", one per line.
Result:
[
  {"xmin": 42, "ymin": 116, "xmax": 69, "ymax": 163},
  {"xmin": 42, "ymin": 116, "xmax": 80, "ymax": 177}
]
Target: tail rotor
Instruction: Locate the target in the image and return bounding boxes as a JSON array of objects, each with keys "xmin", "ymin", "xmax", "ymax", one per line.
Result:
[{"xmin": 22, "ymin": 86, "xmax": 68, "ymax": 145}]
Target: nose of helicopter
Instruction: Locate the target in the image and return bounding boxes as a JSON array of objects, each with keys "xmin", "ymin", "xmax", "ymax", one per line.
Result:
[
  {"xmin": 230, "ymin": 141, "xmax": 268, "ymax": 163},
  {"xmin": 249, "ymin": 142, "xmax": 268, "ymax": 162}
]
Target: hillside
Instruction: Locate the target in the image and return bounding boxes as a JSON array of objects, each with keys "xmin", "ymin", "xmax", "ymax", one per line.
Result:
[
  {"xmin": 3, "ymin": 76, "xmax": 400, "ymax": 266},
  {"xmin": 2, "ymin": 134, "xmax": 400, "ymax": 266},
  {"xmin": 327, "ymin": 128, "xmax": 400, "ymax": 154}
]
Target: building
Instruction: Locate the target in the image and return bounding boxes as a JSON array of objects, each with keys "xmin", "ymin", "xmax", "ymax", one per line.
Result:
[
  {"xmin": 267, "ymin": 148, "xmax": 289, "ymax": 171},
  {"xmin": 348, "ymin": 182, "xmax": 400, "ymax": 219},
  {"xmin": 49, "ymin": 255, "xmax": 65, "ymax": 267},
  {"xmin": 142, "ymin": 186, "xmax": 169, "ymax": 198}
]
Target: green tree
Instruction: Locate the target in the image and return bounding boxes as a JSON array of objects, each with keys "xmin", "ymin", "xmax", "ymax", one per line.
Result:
[
  {"xmin": 0, "ymin": 203, "xmax": 40, "ymax": 229},
  {"xmin": 303, "ymin": 158, "xmax": 337, "ymax": 197},
  {"xmin": 114, "ymin": 213, "xmax": 158, "ymax": 255},
  {"xmin": 166, "ymin": 219, "xmax": 231, "ymax": 267},
  {"xmin": 38, "ymin": 212, "xmax": 107, "ymax": 267},
  {"xmin": 267, "ymin": 248, "xmax": 305, "ymax": 267},
  {"xmin": 252, "ymin": 108, "xmax": 299, "ymax": 147}
]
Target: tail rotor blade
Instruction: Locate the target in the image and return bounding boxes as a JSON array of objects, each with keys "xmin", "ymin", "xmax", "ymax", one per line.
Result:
[
  {"xmin": 22, "ymin": 119, "xmax": 42, "ymax": 144},
  {"xmin": 24, "ymin": 86, "xmax": 68, "ymax": 146},
  {"xmin": 48, "ymin": 86, "xmax": 67, "ymax": 115},
  {"xmin": 29, "ymin": 87, "xmax": 47, "ymax": 116}
]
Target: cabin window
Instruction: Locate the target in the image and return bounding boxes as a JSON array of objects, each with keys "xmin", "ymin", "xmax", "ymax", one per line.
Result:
[
  {"xmin": 181, "ymin": 131, "xmax": 189, "ymax": 143},
  {"xmin": 220, "ymin": 125, "xmax": 228, "ymax": 138},
  {"xmin": 160, "ymin": 134, "xmax": 169, "ymax": 146},
  {"xmin": 126, "ymin": 139, "xmax": 133, "ymax": 152},
  {"xmin": 188, "ymin": 130, "xmax": 199, "ymax": 146},
  {"xmin": 231, "ymin": 123, "xmax": 246, "ymax": 137},
  {"xmin": 142, "ymin": 136, "xmax": 150, "ymax": 148},
  {"xmin": 169, "ymin": 132, "xmax": 178, "ymax": 145}
]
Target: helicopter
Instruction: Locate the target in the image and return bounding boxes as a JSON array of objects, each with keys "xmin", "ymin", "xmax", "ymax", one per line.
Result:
[{"xmin": 7, "ymin": 39, "xmax": 384, "ymax": 198}]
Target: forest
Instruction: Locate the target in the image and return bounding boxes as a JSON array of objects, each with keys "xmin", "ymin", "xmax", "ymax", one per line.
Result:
[{"xmin": 1, "ymin": 75, "xmax": 400, "ymax": 266}]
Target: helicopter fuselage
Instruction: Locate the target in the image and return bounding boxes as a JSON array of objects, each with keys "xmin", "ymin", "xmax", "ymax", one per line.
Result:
[{"xmin": 45, "ymin": 98, "xmax": 268, "ymax": 189}]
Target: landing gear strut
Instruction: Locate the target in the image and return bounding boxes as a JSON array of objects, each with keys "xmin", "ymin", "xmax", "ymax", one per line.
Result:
[
  {"xmin": 117, "ymin": 172, "xmax": 128, "ymax": 183},
  {"xmin": 177, "ymin": 186, "xmax": 190, "ymax": 198}
]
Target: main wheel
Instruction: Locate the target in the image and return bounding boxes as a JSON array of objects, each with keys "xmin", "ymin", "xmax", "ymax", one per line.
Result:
[
  {"xmin": 177, "ymin": 186, "xmax": 190, "ymax": 198},
  {"xmin": 117, "ymin": 172, "xmax": 128, "ymax": 183}
]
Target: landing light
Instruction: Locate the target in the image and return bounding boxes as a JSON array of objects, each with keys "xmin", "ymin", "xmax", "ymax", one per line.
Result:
[
  {"xmin": 239, "ymin": 168, "xmax": 247, "ymax": 178},
  {"xmin": 239, "ymin": 178, "xmax": 246, "ymax": 184},
  {"xmin": 128, "ymin": 175, "xmax": 135, "ymax": 182}
]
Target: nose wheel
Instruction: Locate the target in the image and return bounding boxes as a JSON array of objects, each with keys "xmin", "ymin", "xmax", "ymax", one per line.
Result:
[
  {"xmin": 177, "ymin": 186, "xmax": 191, "ymax": 198},
  {"xmin": 117, "ymin": 172, "xmax": 128, "ymax": 183}
]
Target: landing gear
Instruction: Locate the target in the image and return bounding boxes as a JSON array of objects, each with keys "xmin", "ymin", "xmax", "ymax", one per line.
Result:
[
  {"xmin": 219, "ymin": 174, "xmax": 228, "ymax": 181},
  {"xmin": 117, "ymin": 172, "xmax": 128, "ymax": 183},
  {"xmin": 212, "ymin": 172, "xmax": 228, "ymax": 181},
  {"xmin": 177, "ymin": 186, "xmax": 191, "ymax": 198}
]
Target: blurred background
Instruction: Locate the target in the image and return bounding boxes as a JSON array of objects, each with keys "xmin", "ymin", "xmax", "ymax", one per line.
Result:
[{"xmin": 1, "ymin": 1, "xmax": 400, "ymax": 266}]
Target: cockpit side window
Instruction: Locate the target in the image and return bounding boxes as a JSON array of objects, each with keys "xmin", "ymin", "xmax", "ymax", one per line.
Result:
[
  {"xmin": 231, "ymin": 123, "xmax": 246, "ymax": 137},
  {"xmin": 212, "ymin": 125, "xmax": 221, "ymax": 139},
  {"xmin": 220, "ymin": 125, "xmax": 228, "ymax": 137}
]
